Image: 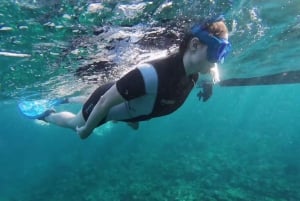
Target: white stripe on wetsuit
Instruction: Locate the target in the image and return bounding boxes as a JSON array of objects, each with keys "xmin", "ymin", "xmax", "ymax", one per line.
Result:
[{"xmin": 105, "ymin": 63, "xmax": 158, "ymax": 121}]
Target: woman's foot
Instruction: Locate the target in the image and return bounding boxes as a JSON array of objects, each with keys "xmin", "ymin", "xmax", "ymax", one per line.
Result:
[
  {"xmin": 38, "ymin": 109, "xmax": 56, "ymax": 122},
  {"xmin": 126, "ymin": 122, "xmax": 139, "ymax": 130}
]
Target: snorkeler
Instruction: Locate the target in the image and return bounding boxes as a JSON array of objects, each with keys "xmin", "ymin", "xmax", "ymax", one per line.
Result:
[{"xmin": 41, "ymin": 16, "xmax": 231, "ymax": 139}]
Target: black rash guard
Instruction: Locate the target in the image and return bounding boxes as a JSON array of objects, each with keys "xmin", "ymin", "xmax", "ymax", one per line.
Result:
[
  {"xmin": 82, "ymin": 52, "xmax": 198, "ymax": 124},
  {"xmin": 116, "ymin": 53, "xmax": 198, "ymax": 122},
  {"xmin": 150, "ymin": 53, "xmax": 198, "ymax": 117}
]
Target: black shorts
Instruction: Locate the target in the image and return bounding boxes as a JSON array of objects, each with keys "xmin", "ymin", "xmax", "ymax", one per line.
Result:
[
  {"xmin": 81, "ymin": 68, "xmax": 146, "ymax": 124},
  {"xmin": 82, "ymin": 82, "xmax": 114, "ymax": 122},
  {"xmin": 115, "ymin": 68, "xmax": 145, "ymax": 100}
]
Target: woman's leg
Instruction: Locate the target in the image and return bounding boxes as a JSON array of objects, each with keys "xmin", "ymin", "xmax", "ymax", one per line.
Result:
[
  {"xmin": 45, "ymin": 110, "xmax": 85, "ymax": 130},
  {"xmin": 68, "ymin": 96, "xmax": 88, "ymax": 104},
  {"xmin": 41, "ymin": 83, "xmax": 116, "ymax": 131}
]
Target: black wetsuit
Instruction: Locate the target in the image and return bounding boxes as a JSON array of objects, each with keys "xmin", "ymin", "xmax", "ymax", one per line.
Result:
[{"xmin": 82, "ymin": 52, "xmax": 198, "ymax": 126}]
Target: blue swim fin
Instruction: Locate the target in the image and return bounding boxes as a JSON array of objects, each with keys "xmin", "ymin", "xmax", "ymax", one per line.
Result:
[{"xmin": 18, "ymin": 98, "xmax": 67, "ymax": 119}]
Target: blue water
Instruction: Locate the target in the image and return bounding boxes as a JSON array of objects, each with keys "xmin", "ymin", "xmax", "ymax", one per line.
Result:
[{"xmin": 1, "ymin": 0, "xmax": 300, "ymax": 200}]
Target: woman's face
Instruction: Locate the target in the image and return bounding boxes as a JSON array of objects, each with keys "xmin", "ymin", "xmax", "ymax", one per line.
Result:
[{"xmin": 187, "ymin": 37, "xmax": 215, "ymax": 73}]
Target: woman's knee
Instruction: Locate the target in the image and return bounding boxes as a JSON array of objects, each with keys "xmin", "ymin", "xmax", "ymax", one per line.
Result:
[{"xmin": 69, "ymin": 111, "xmax": 85, "ymax": 128}]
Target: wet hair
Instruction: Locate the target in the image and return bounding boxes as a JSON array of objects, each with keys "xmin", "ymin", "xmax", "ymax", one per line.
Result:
[{"xmin": 179, "ymin": 21, "xmax": 229, "ymax": 56}]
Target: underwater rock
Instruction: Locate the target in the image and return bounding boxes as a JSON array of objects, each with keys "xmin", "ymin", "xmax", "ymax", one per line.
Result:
[
  {"xmin": 0, "ymin": 26, "xmax": 13, "ymax": 31},
  {"xmin": 72, "ymin": 22, "xmax": 185, "ymax": 81},
  {"xmin": 75, "ymin": 60, "xmax": 115, "ymax": 77},
  {"xmin": 137, "ymin": 27, "xmax": 182, "ymax": 49},
  {"xmin": 114, "ymin": 2, "xmax": 148, "ymax": 19},
  {"xmin": 87, "ymin": 3, "xmax": 104, "ymax": 14},
  {"xmin": 153, "ymin": 1, "xmax": 174, "ymax": 21},
  {"xmin": 93, "ymin": 27, "xmax": 105, "ymax": 36}
]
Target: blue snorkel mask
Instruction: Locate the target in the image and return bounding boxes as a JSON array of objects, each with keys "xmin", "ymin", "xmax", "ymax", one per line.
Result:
[{"xmin": 191, "ymin": 16, "xmax": 232, "ymax": 63}]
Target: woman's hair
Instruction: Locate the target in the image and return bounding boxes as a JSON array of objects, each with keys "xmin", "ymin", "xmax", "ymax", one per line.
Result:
[{"xmin": 179, "ymin": 21, "xmax": 229, "ymax": 56}]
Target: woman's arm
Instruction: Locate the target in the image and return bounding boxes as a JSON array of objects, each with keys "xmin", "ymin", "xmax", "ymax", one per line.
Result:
[{"xmin": 76, "ymin": 84, "xmax": 125, "ymax": 139}]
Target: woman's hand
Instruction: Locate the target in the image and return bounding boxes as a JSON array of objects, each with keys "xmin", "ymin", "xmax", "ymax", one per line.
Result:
[{"xmin": 76, "ymin": 125, "xmax": 93, "ymax": 139}]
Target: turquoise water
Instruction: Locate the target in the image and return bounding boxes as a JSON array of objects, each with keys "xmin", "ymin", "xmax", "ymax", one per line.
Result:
[{"xmin": 1, "ymin": 0, "xmax": 300, "ymax": 200}]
